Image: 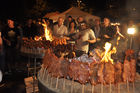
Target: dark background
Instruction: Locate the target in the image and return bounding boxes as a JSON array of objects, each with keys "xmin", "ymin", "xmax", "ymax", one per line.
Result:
[{"xmin": 0, "ymin": 0, "xmax": 140, "ymax": 21}]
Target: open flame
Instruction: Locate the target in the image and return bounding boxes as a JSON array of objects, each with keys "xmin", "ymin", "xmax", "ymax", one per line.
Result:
[
  {"xmin": 101, "ymin": 42, "xmax": 116, "ymax": 64},
  {"xmin": 34, "ymin": 21, "xmax": 53, "ymax": 41},
  {"xmin": 42, "ymin": 23, "xmax": 53, "ymax": 41},
  {"xmin": 34, "ymin": 36, "xmax": 42, "ymax": 41}
]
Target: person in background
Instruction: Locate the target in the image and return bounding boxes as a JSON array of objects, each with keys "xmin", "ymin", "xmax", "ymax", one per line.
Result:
[
  {"xmin": 77, "ymin": 16, "xmax": 84, "ymax": 24},
  {"xmin": 23, "ymin": 19, "xmax": 37, "ymax": 38},
  {"xmin": 72, "ymin": 22, "xmax": 96, "ymax": 56},
  {"xmin": 53, "ymin": 17, "xmax": 68, "ymax": 38},
  {"xmin": 76, "ymin": 16, "xmax": 85, "ymax": 31},
  {"xmin": 2, "ymin": 19, "xmax": 21, "ymax": 73},
  {"xmin": 46, "ymin": 19, "xmax": 54, "ymax": 31},
  {"xmin": 68, "ymin": 20, "xmax": 78, "ymax": 37},
  {"xmin": 92, "ymin": 19, "xmax": 101, "ymax": 38},
  {"xmin": 89, "ymin": 18, "xmax": 101, "ymax": 50},
  {"xmin": 98, "ymin": 17, "xmax": 117, "ymax": 47},
  {"xmin": 35, "ymin": 18, "xmax": 44, "ymax": 36},
  {"xmin": 64, "ymin": 16, "xmax": 75, "ymax": 28}
]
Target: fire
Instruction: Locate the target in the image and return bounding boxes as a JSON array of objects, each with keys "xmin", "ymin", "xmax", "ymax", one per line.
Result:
[
  {"xmin": 101, "ymin": 42, "xmax": 116, "ymax": 64},
  {"xmin": 34, "ymin": 36, "xmax": 42, "ymax": 41},
  {"xmin": 34, "ymin": 19, "xmax": 53, "ymax": 41},
  {"xmin": 42, "ymin": 23, "xmax": 53, "ymax": 41}
]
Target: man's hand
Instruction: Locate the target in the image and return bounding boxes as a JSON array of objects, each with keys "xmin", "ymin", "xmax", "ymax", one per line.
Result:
[
  {"xmin": 96, "ymin": 38, "xmax": 101, "ymax": 42},
  {"xmin": 63, "ymin": 36, "xmax": 70, "ymax": 40},
  {"xmin": 104, "ymin": 34, "xmax": 110, "ymax": 38},
  {"xmin": 87, "ymin": 39, "xmax": 96, "ymax": 43}
]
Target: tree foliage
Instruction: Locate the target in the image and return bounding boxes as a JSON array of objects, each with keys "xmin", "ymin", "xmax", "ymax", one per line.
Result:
[{"xmin": 28, "ymin": 0, "xmax": 47, "ymax": 18}]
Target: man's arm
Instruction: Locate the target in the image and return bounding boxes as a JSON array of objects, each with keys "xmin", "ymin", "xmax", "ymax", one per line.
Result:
[
  {"xmin": 87, "ymin": 29, "xmax": 96, "ymax": 43},
  {"xmin": 87, "ymin": 39, "xmax": 96, "ymax": 43}
]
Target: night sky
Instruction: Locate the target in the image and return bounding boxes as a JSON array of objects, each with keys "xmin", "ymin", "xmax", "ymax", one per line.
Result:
[{"xmin": 0, "ymin": 0, "xmax": 140, "ymax": 21}]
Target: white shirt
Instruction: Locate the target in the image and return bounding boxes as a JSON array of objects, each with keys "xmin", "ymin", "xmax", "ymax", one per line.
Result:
[
  {"xmin": 53, "ymin": 24, "xmax": 68, "ymax": 37},
  {"xmin": 74, "ymin": 29, "xmax": 96, "ymax": 53}
]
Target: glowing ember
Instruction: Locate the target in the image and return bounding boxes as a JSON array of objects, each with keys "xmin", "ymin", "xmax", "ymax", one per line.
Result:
[
  {"xmin": 34, "ymin": 36, "xmax": 42, "ymax": 41},
  {"xmin": 101, "ymin": 42, "xmax": 116, "ymax": 64}
]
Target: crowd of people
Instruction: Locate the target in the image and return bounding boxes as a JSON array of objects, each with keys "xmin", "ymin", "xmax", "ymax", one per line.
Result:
[{"xmin": 0, "ymin": 16, "xmax": 140, "ymax": 85}]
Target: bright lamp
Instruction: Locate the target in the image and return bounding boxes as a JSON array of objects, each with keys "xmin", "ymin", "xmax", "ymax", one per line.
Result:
[{"xmin": 127, "ymin": 28, "xmax": 135, "ymax": 35}]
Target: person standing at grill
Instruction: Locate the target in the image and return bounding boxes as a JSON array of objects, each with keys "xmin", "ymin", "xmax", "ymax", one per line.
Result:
[
  {"xmin": 53, "ymin": 17, "xmax": 68, "ymax": 38},
  {"xmin": 72, "ymin": 22, "xmax": 96, "ymax": 56}
]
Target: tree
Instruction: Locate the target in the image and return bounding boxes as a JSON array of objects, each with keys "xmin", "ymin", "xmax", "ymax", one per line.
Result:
[{"xmin": 28, "ymin": 0, "xmax": 47, "ymax": 18}]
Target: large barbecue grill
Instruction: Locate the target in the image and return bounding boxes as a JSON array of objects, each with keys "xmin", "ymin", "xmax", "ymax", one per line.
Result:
[
  {"xmin": 37, "ymin": 48, "xmax": 140, "ymax": 93},
  {"xmin": 20, "ymin": 37, "xmax": 140, "ymax": 93}
]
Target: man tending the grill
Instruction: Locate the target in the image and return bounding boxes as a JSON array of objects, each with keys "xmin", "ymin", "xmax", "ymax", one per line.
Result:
[
  {"xmin": 53, "ymin": 17, "xmax": 69, "ymax": 38},
  {"xmin": 72, "ymin": 21, "xmax": 96, "ymax": 56}
]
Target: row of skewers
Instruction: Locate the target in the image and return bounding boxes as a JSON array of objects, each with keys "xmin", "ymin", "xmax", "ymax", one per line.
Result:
[{"xmin": 40, "ymin": 49, "xmax": 136, "ymax": 93}]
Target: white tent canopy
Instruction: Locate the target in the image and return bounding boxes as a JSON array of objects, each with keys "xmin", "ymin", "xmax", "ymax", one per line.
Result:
[
  {"xmin": 43, "ymin": 11, "xmax": 60, "ymax": 18},
  {"xmin": 44, "ymin": 7, "xmax": 100, "ymax": 24}
]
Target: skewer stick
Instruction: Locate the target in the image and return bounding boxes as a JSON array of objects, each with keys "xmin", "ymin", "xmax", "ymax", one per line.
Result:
[
  {"xmin": 82, "ymin": 84, "xmax": 85, "ymax": 93},
  {"xmin": 46, "ymin": 70, "xmax": 48, "ymax": 83},
  {"xmin": 63, "ymin": 78, "xmax": 66, "ymax": 91},
  {"xmin": 50, "ymin": 76, "xmax": 53, "ymax": 87},
  {"xmin": 42, "ymin": 68, "xmax": 46, "ymax": 80},
  {"xmin": 71, "ymin": 78, "xmax": 74, "ymax": 93},
  {"xmin": 40, "ymin": 67, "xmax": 44, "ymax": 78},
  {"xmin": 109, "ymin": 82, "xmax": 112, "ymax": 93},
  {"xmin": 92, "ymin": 85, "xmax": 94, "ymax": 93},
  {"xmin": 127, "ymin": 79, "xmax": 130, "ymax": 93},
  {"xmin": 133, "ymin": 82, "xmax": 135, "ymax": 93},
  {"xmin": 101, "ymin": 83, "xmax": 103, "ymax": 93},
  {"xmin": 47, "ymin": 74, "xmax": 50, "ymax": 86},
  {"xmin": 56, "ymin": 77, "xmax": 59, "ymax": 89},
  {"xmin": 46, "ymin": 71, "xmax": 49, "ymax": 84},
  {"xmin": 118, "ymin": 83, "xmax": 120, "ymax": 93}
]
